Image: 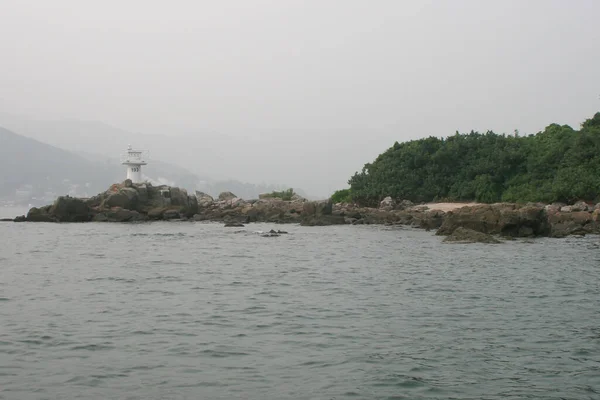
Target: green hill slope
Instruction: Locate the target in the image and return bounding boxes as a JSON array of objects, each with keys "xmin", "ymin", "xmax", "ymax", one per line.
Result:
[{"xmin": 345, "ymin": 112, "xmax": 600, "ymax": 206}]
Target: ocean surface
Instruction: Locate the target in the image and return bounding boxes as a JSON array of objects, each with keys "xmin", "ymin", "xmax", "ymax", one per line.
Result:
[{"xmin": 1, "ymin": 220, "xmax": 599, "ymax": 400}]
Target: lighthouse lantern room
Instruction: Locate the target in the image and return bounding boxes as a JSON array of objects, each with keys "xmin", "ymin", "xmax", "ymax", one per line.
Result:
[{"xmin": 121, "ymin": 145, "xmax": 148, "ymax": 183}]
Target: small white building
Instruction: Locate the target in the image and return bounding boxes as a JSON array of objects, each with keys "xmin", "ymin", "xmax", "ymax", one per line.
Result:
[{"xmin": 120, "ymin": 145, "xmax": 148, "ymax": 183}]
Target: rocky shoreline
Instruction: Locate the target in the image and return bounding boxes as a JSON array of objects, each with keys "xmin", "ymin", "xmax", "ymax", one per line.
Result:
[{"xmin": 7, "ymin": 180, "xmax": 600, "ymax": 240}]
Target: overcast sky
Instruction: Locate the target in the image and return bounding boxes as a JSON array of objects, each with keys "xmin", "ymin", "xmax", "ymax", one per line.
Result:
[{"xmin": 1, "ymin": 0, "xmax": 599, "ymax": 196}]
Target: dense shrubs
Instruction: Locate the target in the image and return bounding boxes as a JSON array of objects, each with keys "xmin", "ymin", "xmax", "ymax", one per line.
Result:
[{"xmin": 345, "ymin": 113, "xmax": 600, "ymax": 206}]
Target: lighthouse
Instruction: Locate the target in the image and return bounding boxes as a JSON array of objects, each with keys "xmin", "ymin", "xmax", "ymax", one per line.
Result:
[{"xmin": 121, "ymin": 145, "xmax": 148, "ymax": 183}]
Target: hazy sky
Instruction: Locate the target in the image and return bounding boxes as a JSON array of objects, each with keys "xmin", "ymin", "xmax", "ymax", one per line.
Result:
[{"xmin": 1, "ymin": 0, "xmax": 599, "ymax": 196}]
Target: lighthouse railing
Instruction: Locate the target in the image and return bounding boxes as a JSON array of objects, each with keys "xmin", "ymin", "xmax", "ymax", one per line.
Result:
[{"xmin": 120, "ymin": 149, "xmax": 149, "ymax": 164}]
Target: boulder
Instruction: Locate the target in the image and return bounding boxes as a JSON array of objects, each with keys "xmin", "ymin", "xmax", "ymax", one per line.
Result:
[
  {"xmin": 443, "ymin": 227, "xmax": 501, "ymax": 244},
  {"xmin": 300, "ymin": 199, "xmax": 339, "ymax": 225},
  {"xmin": 544, "ymin": 203, "xmax": 563, "ymax": 214},
  {"xmin": 163, "ymin": 209, "xmax": 181, "ymax": 220},
  {"xmin": 242, "ymin": 198, "xmax": 300, "ymax": 223},
  {"xmin": 93, "ymin": 208, "xmax": 146, "ymax": 222},
  {"xmin": 147, "ymin": 207, "xmax": 167, "ymax": 220},
  {"xmin": 48, "ymin": 196, "xmax": 92, "ymax": 222},
  {"xmin": 412, "ymin": 210, "xmax": 445, "ymax": 230},
  {"xmin": 303, "ymin": 200, "xmax": 333, "ymax": 216},
  {"xmin": 101, "ymin": 187, "xmax": 139, "ymax": 210},
  {"xmin": 195, "ymin": 191, "xmax": 214, "ymax": 207},
  {"xmin": 571, "ymin": 201, "xmax": 590, "ymax": 212},
  {"xmin": 547, "ymin": 211, "xmax": 598, "ymax": 238},
  {"xmin": 218, "ymin": 191, "xmax": 237, "ymax": 201},
  {"xmin": 135, "ymin": 183, "xmax": 149, "ymax": 204},
  {"xmin": 595, "ymin": 203, "xmax": 600, "ymax": 211},
  {"xmin": 26, "ymin": 206, "xmax": 55, "ymax": 222},
  {"xmin": 436, "ymin": 203, "xmax": 549, "ymax": 237},
  {"xmin": 229, "ymin": 197, "xmax": 245, "ymax": 208},
  {"xmin": 169, "ymin": 187, "xmax": 189, "ymax": 207},
  {"xmin": 379, "ymin": 196, "xmax": 395, "ymax": 210},
  {"xmin": 290, "ymin": 194, "xmax": 306, "ymax": 202},
  {"xmin": 396, "ymin": 199, "xmax": 415, "ymax": 210},
  {"xmin": 186, "ymin": 195, "xmax": 199, "ymax": 217},
  {"xmin": 224, "ymin": 222, "xmax": 245, "ymax": 227}
]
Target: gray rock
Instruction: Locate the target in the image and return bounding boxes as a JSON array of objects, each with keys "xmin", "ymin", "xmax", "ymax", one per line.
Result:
[
  {"xmin": 102, "ymin": 187, "xmax": 139, "ymax": 210},
  {"xmin": 195, "ymin": 191, "xmax": 214, "ymax": 207},
  {"xmin": 545, "ymin": 203, "xmax": 563, "ymax": 214},
  {"xmin": 186, "ymin": 195, "xmax": 199, "ymax": 217},
  {"xmin": 561, "ymin": 206, "xmax": 572, "ymax": 213},
  {"xmin": 163, "ymin": 209, "xmax": 181, "ymax": 220},
  {"xmin": 290, "ymin": 194, "xmax": 306, "ymax": 202},
  {"xmin": 192, "ymin": 214, "xmax": 207, "ymax": 221},
  {"xmin": 26, "ymin": 206, "xmax": 55, "ymax": 222},
  {"xmin": 443, "ymin": 227, "xmax": 501, "ymax": 244},
  {"xmin": 224, "ymin": 222, "xmax": 245, "ymax": 227},
  {"xmin": 302, "ymin": 200, "xmax": 333, "ymax": 216},
  {"xmin": 93, "ymin": 208, "xmax": 145, "ymax": 222},
  {"xmin": 170, "ymin": 187, "xmax": 189, "ymax": 208},
  {"xmin": 571, "ymin": 201, "xmax": 590, "ymax": 212},
  {"xmin": 136, "ymin": 183, "xmax": 149, "ymax": 204},
  {"xmin": 379, "ymin": 196, "xmax": 395, "ymax": 210},
  {"xmin": 396, "ymin": 199, "xmax": 415, "ymax": 210},
  {"xmin": 218, "ymin": 191, "xmax": 237, "ymax": 201},
  {"xmin": 48, "ymin": 196, "xmax": 91, "ymax": 222}
]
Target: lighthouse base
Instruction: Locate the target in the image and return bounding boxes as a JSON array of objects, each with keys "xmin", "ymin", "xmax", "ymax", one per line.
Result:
[{"xmin": 126, "ymin": 165, "xmax": 143, "ymax": 183}]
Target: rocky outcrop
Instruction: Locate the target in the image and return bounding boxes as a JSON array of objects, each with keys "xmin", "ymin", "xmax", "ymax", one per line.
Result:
[
  {"xmin": 25, "ymin": 196, "xmax": 92, "ymax": 222},
  {"xmin": 436, "ymin": 203, "xmax": 550, "ymax": 237},
  {"xmin": 93, "ymin": 208, "xmax": 146, "ymax": 222},
  {"xmin": 300, "ymin": 200, "xmax": 346, "ymax": 226},
  {"xmin": 195, "ymin": 191, "xmax": 214, "ymax": 208},
  {"xmin": 443, "ymin": 227, "xmax": 501, "ymax": 244},
  {"xmin": 15, "ymin": 181, "xmax": 600, "ymax": 238},
  {"xmin": 22, "ymin": 181, "xmax": 198, "ymax": 223},
  {"xmin": 436, "ymin": 202, "xmax": 600, "ymax": 238},
  {"xmin": 547, "ymin": 210, "xmax": 599, "ymax": 237}
]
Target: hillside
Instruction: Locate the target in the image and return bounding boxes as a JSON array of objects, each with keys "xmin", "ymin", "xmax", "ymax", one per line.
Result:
[
  {"xmin": 0, "ymin": 126, "xmax": 122, "ymax": 202},
  {"xmin": 0, "ymin": 126, "xmax": 311, "ymax": 204},
  {"xmin": 344, "ymin": 112, "xmax": 600, "ymax": 206}
]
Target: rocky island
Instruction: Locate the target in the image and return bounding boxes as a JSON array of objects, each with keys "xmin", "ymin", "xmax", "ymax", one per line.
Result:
[{"xmin": 8, "ymin": 180, "xmax": 600, "ymax": 240}]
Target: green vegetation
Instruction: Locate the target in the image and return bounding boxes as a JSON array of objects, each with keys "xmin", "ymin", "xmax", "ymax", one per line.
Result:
[
  {"xmin": 346, "ymin": 112, "xmax": 600, "ymax": 206},
  {"xmin": 261, "ymin": 188, "xmax": 296, "ymax": 201},
  {"xmin": 330, "ymin": 188, "xmax": 353, "ymax": 204}
]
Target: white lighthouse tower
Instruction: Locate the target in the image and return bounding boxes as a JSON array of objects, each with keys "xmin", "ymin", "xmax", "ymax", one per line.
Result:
[{"xmin": 121, "ymin": 145, "xmax": 148, "ymax": 183}]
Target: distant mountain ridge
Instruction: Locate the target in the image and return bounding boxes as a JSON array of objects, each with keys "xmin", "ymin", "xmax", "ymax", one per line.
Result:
[
  {"xmin": 0, "ymin": 126, "xmax": 120, "ymax": 203},
  {"xmin": 0, "ymin": 125, "xmax": 312, "ymax": 205},
  {"xmin": 0, "ymin": 112, "xmax": 319, "ymax": 199}
]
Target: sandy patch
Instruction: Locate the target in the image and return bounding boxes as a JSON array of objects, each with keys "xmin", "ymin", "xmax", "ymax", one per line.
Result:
[{"xmin": 422, "ymin": 202, "xmax": 481, "ymax": 212}]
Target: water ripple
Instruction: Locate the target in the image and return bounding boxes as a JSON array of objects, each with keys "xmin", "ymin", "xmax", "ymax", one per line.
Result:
[{"xmin": 0, "ymin": 223, "xmax": 599, "ymax": 399}]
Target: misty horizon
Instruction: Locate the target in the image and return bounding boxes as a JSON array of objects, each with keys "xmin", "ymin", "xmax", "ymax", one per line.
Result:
[{"xmin": 1, "ymin": 0, "xmax": 599, "ymax": 197}]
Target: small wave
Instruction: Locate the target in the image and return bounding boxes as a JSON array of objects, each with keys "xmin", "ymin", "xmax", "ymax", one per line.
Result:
[
  {"xmin": 131, "ymin": 330, "xmax": 154, "ymax": 335},
  {"xmin": 131, "ymin": 233, "xmax": 187, "ymax": 237},
  {"xmin": 200, "ymin": 349, "xmax": 250, "ymax": 358},
  {"xmin": 85, "ymin": 277, "xmax": 136, "ymax": 283},
  {"xmin": 70, "ymin": 343, "xmax": 114, "ymax": 351}
]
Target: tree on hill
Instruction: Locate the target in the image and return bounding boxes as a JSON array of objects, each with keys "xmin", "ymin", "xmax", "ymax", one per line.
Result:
[{"xmin": 344, "ymin": 112, "xmax": 600, "ymax": 206}]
